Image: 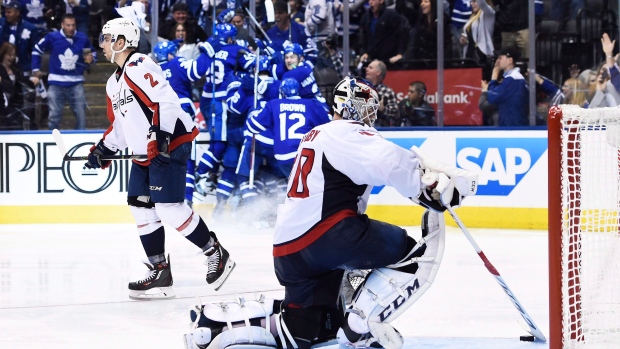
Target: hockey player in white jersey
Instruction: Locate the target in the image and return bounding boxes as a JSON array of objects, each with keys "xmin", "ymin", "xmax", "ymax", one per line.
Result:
[
  {"xmin": 88, "ymin": 18, "xmax": 235, "ymax": 299},
  {"xmin": 182, "ymin": 77, "xmax": 477, "ymax": 349}
]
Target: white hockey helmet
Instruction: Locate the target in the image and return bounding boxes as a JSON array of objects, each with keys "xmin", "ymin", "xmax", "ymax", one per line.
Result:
[
  {"xmin": 99, "ymin": 18, "xmax": 140, "ymax": 50},
  {"xmin": 332, "ymin": 77, "xmax": 380, "ymax": 127}
]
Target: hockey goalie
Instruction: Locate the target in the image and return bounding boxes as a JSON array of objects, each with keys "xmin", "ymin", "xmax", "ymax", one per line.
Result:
[{"xmin": 183, "ymin": 77, "xmax": 478, "ymax": 349}]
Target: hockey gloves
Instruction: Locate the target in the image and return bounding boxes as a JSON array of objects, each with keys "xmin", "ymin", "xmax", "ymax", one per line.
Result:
[
  {"xmin": 86, "ymin": 140, "xmax": 116, "ymax": 169},
  {"xmin": 415, "ymin": 169, "xmax": 463, "ymax": 212},
  {"xmin": 147, "ymin": 125, "xmax": 171, "ymax": 167}
]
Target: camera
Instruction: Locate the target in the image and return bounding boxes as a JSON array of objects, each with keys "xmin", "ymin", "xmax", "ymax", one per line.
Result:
[{"xmin": 322, "ymin": 35, "xmax": 338, "ymax": 49}]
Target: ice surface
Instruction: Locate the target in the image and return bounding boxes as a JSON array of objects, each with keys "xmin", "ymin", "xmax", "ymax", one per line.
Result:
[{"xmin": 0, "ymin": 221, "xmax": 549, "ymax": 348}]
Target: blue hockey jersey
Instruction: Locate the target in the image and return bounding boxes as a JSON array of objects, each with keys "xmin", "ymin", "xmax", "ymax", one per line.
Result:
[
  {"xmin": 188, "ymin": 44, "xmax": 255, "ymax": 100},
  {"xmin": 32, "ymin": 29, "xmax": 95, "ymax": 86},
  {"xmin": 276, "ymin": 61, "xmax": 324, "ymax": 101},
  {"xmin": 160, "ymin": 56, "xmax": 195, "ymax": 116},
  {"xmin": 247, "ymin": 96, "xmax": 331, "ymax": 163},
  {"xmin": 226, "ymin": 78, "xmax": 255, "ymax": 129}
]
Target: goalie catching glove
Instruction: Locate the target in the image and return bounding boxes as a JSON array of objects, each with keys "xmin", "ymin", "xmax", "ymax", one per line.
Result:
[
  {"xmin": 147, "ymin": 125, "xmax": 171, "ymax": 167},
  {"xmin": 86, "ymin": 139, "xmax": 116, "ymax": 169},
  {"xmin": 410, "ymin": 146, "xmax": 478, "ymax": 212}
]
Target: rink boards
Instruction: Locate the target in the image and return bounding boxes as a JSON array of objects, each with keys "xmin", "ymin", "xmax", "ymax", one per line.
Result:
[{"xmin": 0, "ymin": 128, "xmax": 548, "ymax": 229}]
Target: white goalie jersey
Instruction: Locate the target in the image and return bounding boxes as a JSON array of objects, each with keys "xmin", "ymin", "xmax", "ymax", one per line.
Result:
[
  {"xmin": 101, "ymin": 52, "xmax": 198, "ymax": 161},
  {"xmin": 273, "ymin": 120, "xmax": 423, "ymax": 257}
]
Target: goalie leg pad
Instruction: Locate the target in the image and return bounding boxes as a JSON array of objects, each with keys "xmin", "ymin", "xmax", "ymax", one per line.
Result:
[
  {"xmin": 343, "ymin": 210, "xmax": 445, "ymax": 341},
  {"xmin": 186, "ymin": 296, "xmax": 280, "ymax": 349}
]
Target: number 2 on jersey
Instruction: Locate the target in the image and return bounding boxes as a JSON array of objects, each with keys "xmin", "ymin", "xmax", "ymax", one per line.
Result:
[
  {"xmin": 144, "ymin": 73, "xmax": 159, "ymax": 87},
  {"xmin": 288, "ymin": 148, "xmax": 315, "ymax": 198}
]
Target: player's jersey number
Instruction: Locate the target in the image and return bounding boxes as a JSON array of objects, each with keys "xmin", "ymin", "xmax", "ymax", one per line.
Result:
[
  {"xmin": 144, "ymin": 73, "xmax": 159, "ymax": 87},
  {"xmin": 206, "ymin": 60, "xmax": 225, "ymax": 85},
  {"xmin": 288, "ymin": 148, "xmax": 315, "ymax": 198},
  {"xmin": 279, "ymin": 112, "xmax": 306, "ymax": 141}
]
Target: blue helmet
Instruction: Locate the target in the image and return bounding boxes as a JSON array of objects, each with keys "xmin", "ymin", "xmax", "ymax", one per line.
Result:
[
  {"xmin": 280, "ymin": 78, "xmax": 300, "ymax": 98},
  {"xmin": 215, "ymin": 23, "xmax": 238, "ymax": 43},
  {"xmin": 153, "ymin": 41, "xmax": 178, "ymax": 62},
  {"xmin": 283, "ymin": 44, "xmax": 304, "ymax": 58},
  {"xmin": 257, "ymin": 55, "xmax": 271, "ymax": 74}
]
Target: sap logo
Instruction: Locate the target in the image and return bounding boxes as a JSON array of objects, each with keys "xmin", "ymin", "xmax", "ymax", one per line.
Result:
[
  {"xmin": 370, "ymin": 138, "xmax": 426, "ymax": 195},
  {"xmin": 456, "ymin": 138, "xmax": 547, "ymax": 196},
  {"xmin": 150, "ymin": 186, "xmax": 162, "ymax": 191},
  {"xmin": 112, "ymin": 90, "xmax": 134, "ymax": 111},
  {"xmin": 378, "ymin": 278, "xmax": 420, "ymax": 322}
]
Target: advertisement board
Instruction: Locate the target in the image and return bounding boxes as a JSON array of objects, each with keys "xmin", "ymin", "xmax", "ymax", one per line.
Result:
[
  {"xmin": 0, "ymin": 129, "xmax": 548, "ymax": 229},
  {"xmin": 384, "ymin": 68, "xmax": 483, "ymax": 126}
]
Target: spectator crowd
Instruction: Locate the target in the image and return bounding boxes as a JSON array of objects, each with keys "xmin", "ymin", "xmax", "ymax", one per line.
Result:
[{"xmin": 0, "ymin": 0, "xmax": 618, "ymax": 130}]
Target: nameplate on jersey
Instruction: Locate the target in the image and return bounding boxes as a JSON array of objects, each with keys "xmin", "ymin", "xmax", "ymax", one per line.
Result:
[
  {"xmin": 301, "ymin": 129, "xmax": 320, "ymax": 143},
  {"xmin": 215, "ymin": 51, "xmax": 229, "ymax": 59}
]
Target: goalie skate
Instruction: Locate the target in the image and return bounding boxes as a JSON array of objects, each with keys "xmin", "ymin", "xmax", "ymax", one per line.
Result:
[{"xmin": 128, "ymin": 255, "xmax": 176, "ymax": 300}]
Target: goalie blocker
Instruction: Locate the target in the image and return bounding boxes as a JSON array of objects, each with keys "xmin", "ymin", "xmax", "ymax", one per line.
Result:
[{"xmin": 184, "ymin": 210, "xmax": 446, "ymax": 349}]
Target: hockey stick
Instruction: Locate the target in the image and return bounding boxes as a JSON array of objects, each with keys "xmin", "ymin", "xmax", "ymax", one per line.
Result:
[
  {"xmin": 52, "ymin": 129, "xmax": 147, "ymax": 161},
  {"xmin": 248, "ymin": 47, "xmax": 260, "ymax": 189},
  {"xmin": 245, "ymin": 8, "xmax": 273, "ymax": 44},
  {"xmin": 444, "ymin": 204, "xmax": 547, "ymax": 342}
]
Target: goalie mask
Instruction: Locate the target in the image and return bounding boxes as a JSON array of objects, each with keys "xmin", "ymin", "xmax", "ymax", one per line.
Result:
[{"xmin": 333, "ymin": 77, "xmax": 380, "ymax": 127}]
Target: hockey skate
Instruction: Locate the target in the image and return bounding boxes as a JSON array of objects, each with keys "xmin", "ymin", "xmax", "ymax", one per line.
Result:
[
  {"xmin": 195, "ymin": 172, "xmax": 218, "ymax": 197},
  {"xmin": 128, "ymin": 255, "xmax": 175, "ymax": 300},
  {"xmin": 204, "ymin": 239, "xmax": 235, "ymax": 290}
]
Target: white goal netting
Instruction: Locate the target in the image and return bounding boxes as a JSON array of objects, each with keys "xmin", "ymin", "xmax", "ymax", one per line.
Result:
[{"xmin": 559, "ymin": 105, "xmax": 620, "ymax": 348}]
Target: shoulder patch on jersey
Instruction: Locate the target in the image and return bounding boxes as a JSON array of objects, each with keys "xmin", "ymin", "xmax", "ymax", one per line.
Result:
[
  {"xmin": 128, "ymin": 56, "xmax": 146, "ymax": 67},
  {"xmin": 359, "ymin": 131, "xmax": 378, "ymax": 136}
]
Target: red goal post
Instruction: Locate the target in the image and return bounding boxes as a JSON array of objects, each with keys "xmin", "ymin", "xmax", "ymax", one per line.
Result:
[{"xmin": 548, "ymin": 105, "xmax": 620, "ymax": 349}]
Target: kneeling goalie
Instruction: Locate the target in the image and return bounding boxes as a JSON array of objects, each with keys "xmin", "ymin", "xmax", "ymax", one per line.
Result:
[{"xmin": 184, "ymin": 77, "xmax": 478, "ymax": 349}]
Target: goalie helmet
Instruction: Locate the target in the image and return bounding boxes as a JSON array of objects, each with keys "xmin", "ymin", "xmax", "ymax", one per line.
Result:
[
  {"xmin": 153, "ymin": 41, "xmax": 179, "ymax": 62},
  {"xmin": 99, "ymin": 18, "xmax": 140, "ymax": 49},
  {"xmin": 332, "ymin": 77, "xmax": 380, "ymax": 127}
]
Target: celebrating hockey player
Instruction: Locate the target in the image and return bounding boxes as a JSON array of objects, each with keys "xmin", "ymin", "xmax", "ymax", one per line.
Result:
[
  {"xmin": 193, "ymin": 23, "xmax": 256, "ymax": 198},
  {"xmin": 183, "ymin": 77, "xmax": 478, "ymax": 349},
  {"xmin": 246, "ymin": 77, "xmax": 330, "ymax": 176},
  {"xmin": 88, "ymin": 18, "xmax": 235, "ymax": 299}
]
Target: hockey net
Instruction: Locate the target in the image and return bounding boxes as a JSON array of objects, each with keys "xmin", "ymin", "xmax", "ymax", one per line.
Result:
[{"xmin": 548, "ymin": 105, "xmax": 620, "ymax": 349}]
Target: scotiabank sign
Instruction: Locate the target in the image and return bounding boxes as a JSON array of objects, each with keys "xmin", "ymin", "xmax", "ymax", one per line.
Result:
[{"xmin": 384, "ymin": 68, "xmax": 483, "ymax": 125}]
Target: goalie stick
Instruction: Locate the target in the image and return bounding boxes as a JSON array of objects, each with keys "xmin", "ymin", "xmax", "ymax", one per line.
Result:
[
  {"xmin": 444, "ymin": 204, "xmax": 547, "ymax": 342},
  {"xmin": 52, "ymin": 129, "xmax": 148, "ymax": 161}
]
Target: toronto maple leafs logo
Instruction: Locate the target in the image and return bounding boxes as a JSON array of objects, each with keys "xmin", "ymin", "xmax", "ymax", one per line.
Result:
[
  {"xmin": 26, "ymin": 0, "xmax": 44, "ymax": 19},
  {"xmin": 59, "ymin": 48, "xmax": 78, "ymax": 70},
  {"xmin": 21, "ymin": 28, "xmax": 31, "ymax": 40}
]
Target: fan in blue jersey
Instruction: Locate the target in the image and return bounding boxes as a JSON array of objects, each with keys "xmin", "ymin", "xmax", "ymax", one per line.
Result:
[
  {"xmin": 247, "ymin": 78, "xmax": 331, "ymax": 176},
  {"xmin": 188, "ymin": 23, "xmax": 256, "ymax": 208},
  {"xmin": 154, "ymin": 40, "xmax": 201, "ymax": 208}
]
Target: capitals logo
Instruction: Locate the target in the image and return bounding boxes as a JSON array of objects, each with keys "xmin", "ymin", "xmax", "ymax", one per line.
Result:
[
  {"xmin": 456, "ymin": 138, "xmax": 547, "ymax": 196},
  {"xmin": 128, "ymin": 57, "xmax": 145, "ymax": 67},
  {"xmin": 112, "ymin": 89, "xmax": 134, "ymax": 114}
]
